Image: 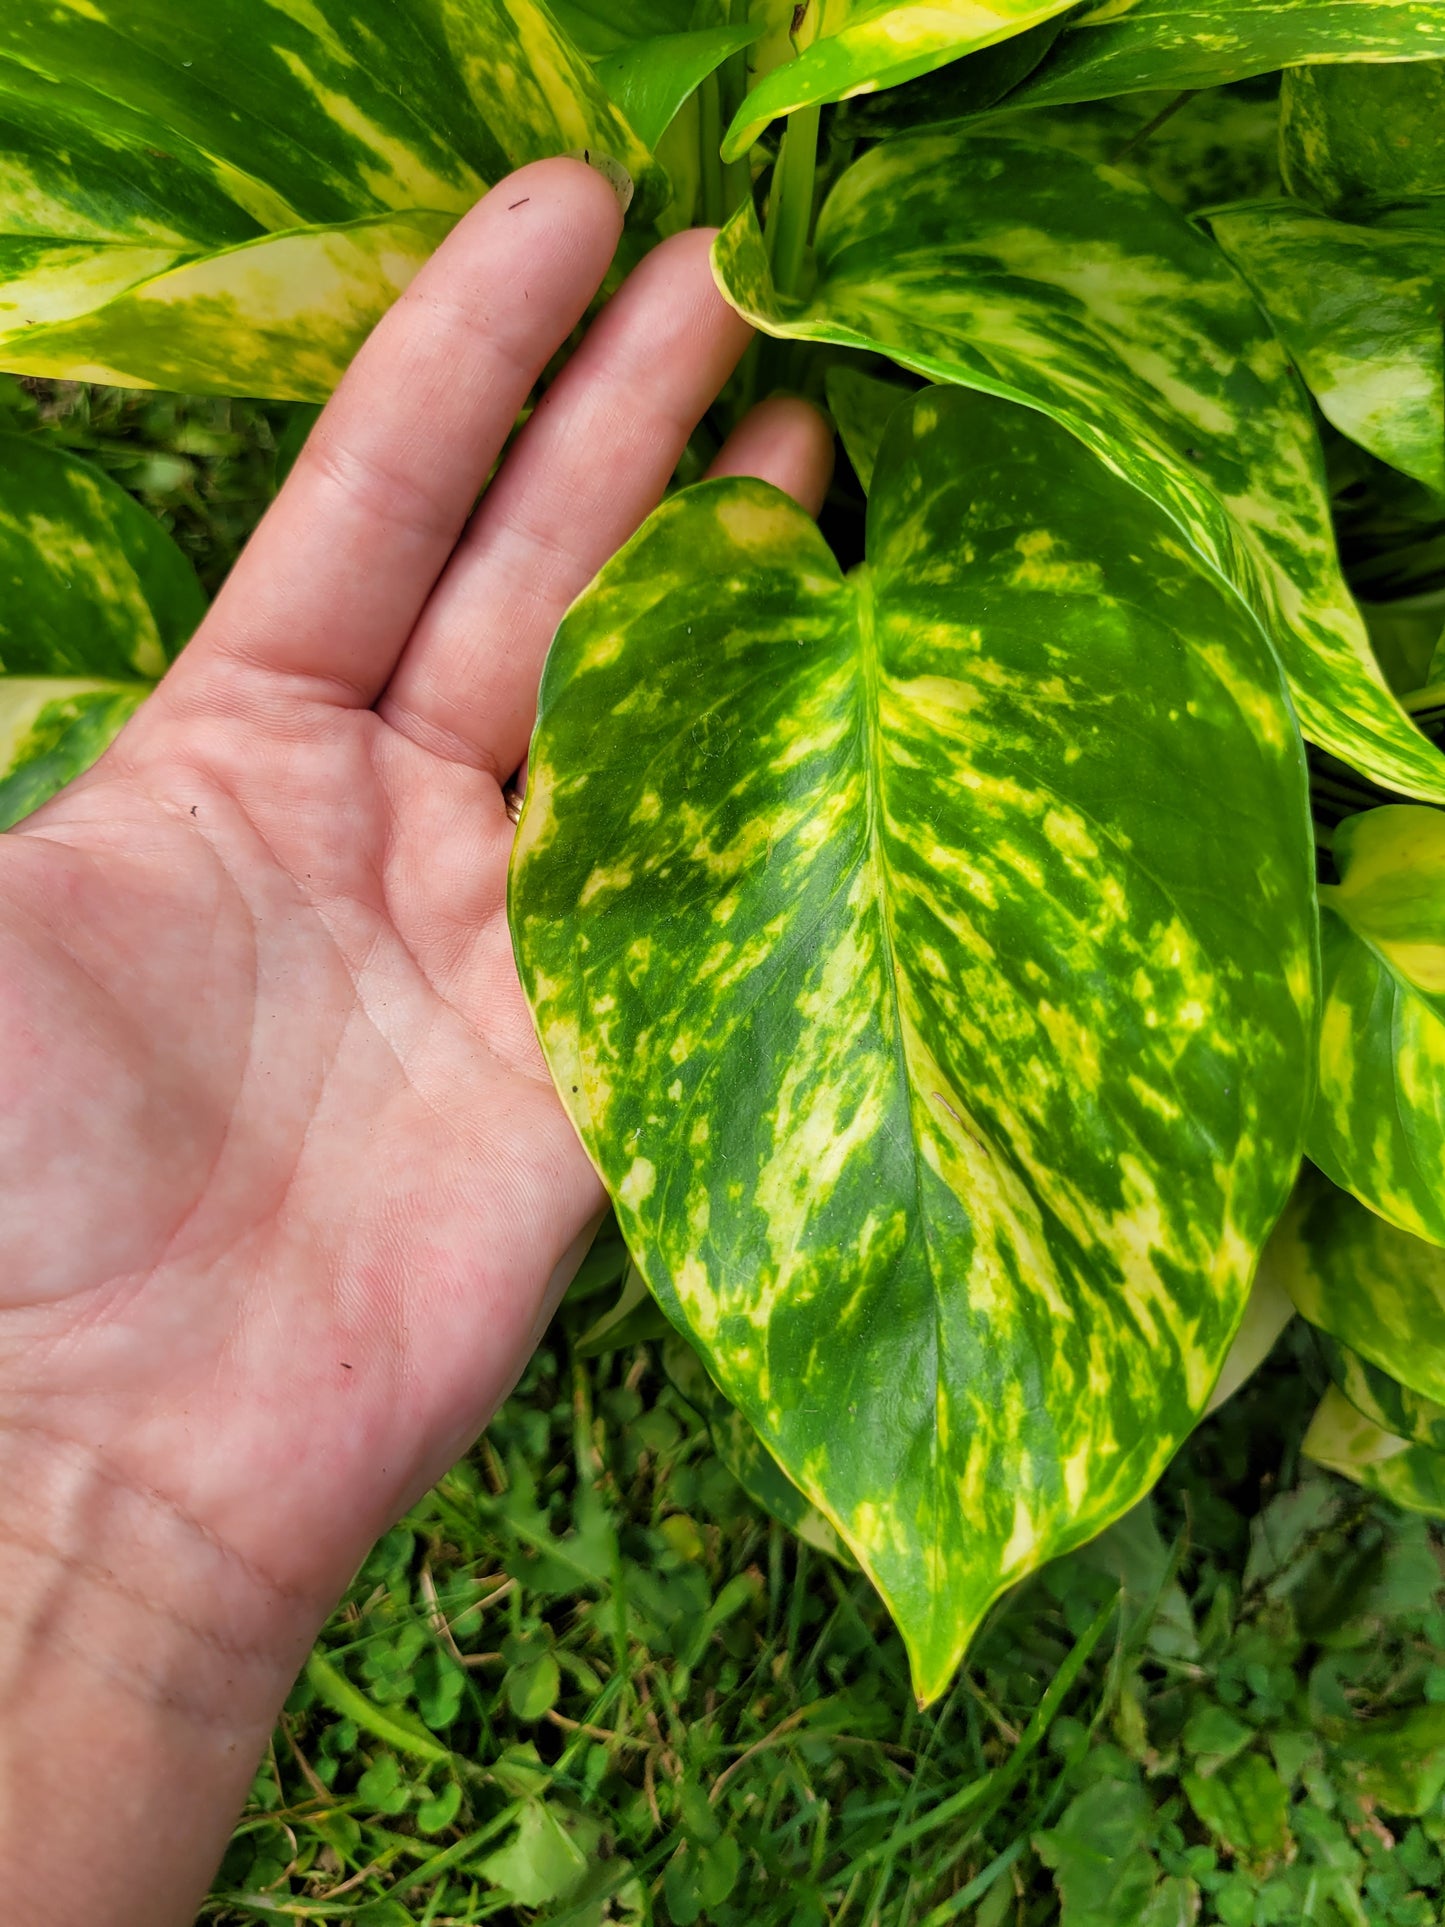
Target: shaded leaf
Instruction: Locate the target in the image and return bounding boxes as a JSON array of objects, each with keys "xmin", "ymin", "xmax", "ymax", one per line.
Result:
[
  {"xmin": 1004, "ymin": 2, "xmax": 1445, "ymax": 113},
  {"xmin": 712, "ymin": 130, "xmax": 1445, "ymax": 801},
  {"xmin": 1274, "ymin": 1172, "xmax": 1445, "ymax": 1407},
  {"xmin": 0, "ymin": 434, "xmax": 204, "ymax": 827},
  {"xmin": 1310, "ymin": 807, "xmax": 1445, "ymax": 1245},
  {"xmin": 1205, "ymin": 1251, "xmax": 1296, "ymax": 1416},
  {"xmin": 512, "ymin": 387, "xmax": 1314, "ymax": 1699},
  {"xmin": 1305, "ymin": 1384, "xmax": 1445, "ymax": 1522},
  {"xmin": 1282, "ymin": 59, "xmax": 1445, "ymax": 214},
  {"xmin": 823, "ymin": 362, "xmax": 916, "ymax": 493},
  {"xmin": 0, "ymin": 0, "xmax": 664, "ymax": 399},
  {"xmin": 1315, "ymin": 1327, "xmax": 1445, "ymax": 1453},
  {"xmin": 1209, "ymin": 202, "xmax": 1445, "ymax": 497},
  {"xmin": 1328, "ymin": 1699, "xmax": 1445, "ymax": 1814},
  {"xmin": 721, "ymin": 0, "xmax": 1079, "ymax": 161}
]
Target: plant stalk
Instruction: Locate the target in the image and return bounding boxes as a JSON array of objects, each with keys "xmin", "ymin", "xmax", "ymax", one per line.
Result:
[{"xmin": 766, "ymin": 101, "xmax": 822, "ymax": 300}]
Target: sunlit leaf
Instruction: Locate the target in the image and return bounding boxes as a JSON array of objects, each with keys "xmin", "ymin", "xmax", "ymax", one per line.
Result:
[
  {"xmin": 1310, "ymin": 807, "xmax": 1445, "ymax": 1245},
  {"xmin": 1273, "ymin": 1170, "xmax": 1445, "ymax": 1406},
  {"xmin": 0, "ymin": 433, "xmax": 203, "ymax": 827},
  {"xmin": 1004, "ymin": 2, "xmax": 1445, "ymax": 113},
  {"xmin": 512, "ymin": 388, "xmax": 1314, "ymax": 1699},
  {"xmin": 721, "ymin": 0, "xmax": 1080, "ymax": 161},
  {"xmin": 1303, "ymin": 1384, "xmax": 1445, "ymax": 1520},
  {"xmin": 1209, "ymin": 202, "xmax": 1445, "ymax": 497},
  {"xmin": 0, "ymin": 0, "xmax": 663, "ymax": 399},
  {"xmin": 713, "ymin": 131, "xmax": 1445, "ymax": 802},
  {"xmin": 1282, "ymin": 58, "xmax": 1445, "ymax": 213}
]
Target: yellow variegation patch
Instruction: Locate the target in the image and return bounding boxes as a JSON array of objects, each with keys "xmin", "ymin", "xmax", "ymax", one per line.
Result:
[{"xmin": 512, "ymin": 389, "xmax": 1314, "ymax": 1699}]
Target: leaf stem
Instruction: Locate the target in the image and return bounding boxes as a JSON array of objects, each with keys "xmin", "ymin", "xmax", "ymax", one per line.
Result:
[
  {"xmin": 767, "ymin": 101, "xmax": 822, "ymax": 299},
  {"xmin": 699, "ymin": 69, "xmax": 725, "ymax": 229}
]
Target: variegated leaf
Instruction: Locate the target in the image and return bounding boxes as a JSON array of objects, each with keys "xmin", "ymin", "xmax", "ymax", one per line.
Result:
[
  {"xmin": 1003, "ymin": 2, "xmax": 1445, "ymax": 112},
  {"xmin": 1312, "ymin": 807, "xmax": 1445, "ymax": 1246},
  {"xmin": 720, "ymin": 0, "xmax": 1080, "ymax": 160},
  {"xmin": 712, "ymin": 131, "xmax": 1445, "ymax": 802},
  {"xmin": 1273, "ymin": 1169, "xmax": 1445, "ymax": 1406},
  {"xmin": 1282, "ymin": 59, "xmax": 1445, "ymax": 213},
  {"xmin": 1303, "ymin": 1384, "xmax": 1445, "ymax": 1518},
  {"xmin": 0, "ymin": 434, "xmax": 202, "ymax": 827},
  {"xmin": 1314, "ymin": 1328, "xmax": 1445, "ymax": 1452},
  {"xmin": 1209, "ymin": 202, "xmax": 1445, "ymax": 498},
  {"xmin": 978, "ymin": 86, "xmax": 1285, "ymax": 213},
  {"xmin": 0, "ymin": 0, "xmax": 662, "ymax": 399},
  {"xmin": 511, "ymin": 387, "xmax": 1314, "ymax": 1699}
]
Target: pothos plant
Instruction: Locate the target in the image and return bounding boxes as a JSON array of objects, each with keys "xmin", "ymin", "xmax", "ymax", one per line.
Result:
[{"xmin": 5, "ymin": 0, "xmax": 1445, "ymax": 1704}]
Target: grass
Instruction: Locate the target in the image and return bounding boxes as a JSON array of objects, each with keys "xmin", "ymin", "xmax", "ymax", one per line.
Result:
[{"xmin": 6, "ymin": 378, "xmax": 1445, "ymax": 1925}]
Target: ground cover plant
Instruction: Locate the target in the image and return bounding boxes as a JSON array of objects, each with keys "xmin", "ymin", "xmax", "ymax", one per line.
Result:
[{"xmin": 8, "ymin": 0, "xmax": 1445, "ymax": 1847}]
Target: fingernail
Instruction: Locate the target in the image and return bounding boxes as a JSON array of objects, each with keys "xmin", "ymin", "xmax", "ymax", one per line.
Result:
[{"xmin": 565, "ymin": 149, "xmax": 634, "ymax": 217}]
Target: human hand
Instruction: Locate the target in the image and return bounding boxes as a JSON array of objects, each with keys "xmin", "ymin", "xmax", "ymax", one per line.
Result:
[{"xmin": 0, "ymin": 159, "xmax": 832, "ymax": 1922}]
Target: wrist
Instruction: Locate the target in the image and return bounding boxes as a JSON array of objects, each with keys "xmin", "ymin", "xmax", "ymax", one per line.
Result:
[{"xmin": 0, "ymin": 1416, "xmax": 322, "ymax": 1924}]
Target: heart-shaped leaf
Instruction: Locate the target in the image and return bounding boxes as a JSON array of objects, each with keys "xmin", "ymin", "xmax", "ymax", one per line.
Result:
[
  {"xmin": 0, "ymin": 434, "xmax": 203, "ymax": 827},
  {"xmin": 1311, "ymin": 807, "xmax": 1445, "ymax": 1246},
  {"xmin": 0, "ymin": 0, "xmax": 663, "ymax": 399},
  {"xmin": 511, "ymin": 388, "xmax": 1314, "ymax": 1699},
  {"xmin": 713, "ymin": 130, "xmax": 1445, "ymax": 801}
]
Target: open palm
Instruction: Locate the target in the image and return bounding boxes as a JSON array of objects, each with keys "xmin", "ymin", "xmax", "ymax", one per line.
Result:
[{"xmin": 0, "ymin": 161, "xmax": 831, "ymax": 1639}]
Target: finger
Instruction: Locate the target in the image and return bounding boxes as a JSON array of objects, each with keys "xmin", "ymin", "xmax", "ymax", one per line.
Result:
[
  {"xmin": 377, "ymin": 227, "xmax": 752, "ymax": 781},
  {"xmin": 705, "ymin": 393, "xmax": 835, "ymax": 517},
  {"xmin": 155, "ymin": 158, "xmax": 624, "ymax": 720}
]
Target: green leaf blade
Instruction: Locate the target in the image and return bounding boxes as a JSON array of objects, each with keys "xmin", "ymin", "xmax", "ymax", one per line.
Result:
[
  {"xmin": 512, "ymin": 389, "xmax": 1315, "ymax": 1699},
  {"xmin": 722, "ymin": 2, "xmax": 1079, "ymax": 161},
  {"xmin": 1311, "ymin": 807, "xmax": 1445, "ymax": 1247},
  {"xmin": 1005, "ymin": 2, "xmax": 1445, "ymax": 112},
  {"xmin": 712, "ymin": 129, "xmax": 1445, "ymax": 802}
]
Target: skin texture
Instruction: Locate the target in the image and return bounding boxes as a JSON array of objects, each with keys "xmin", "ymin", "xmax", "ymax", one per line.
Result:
[{"xmin": 0, "ymin": 157, "xmax": 833, "ymax": 1925}]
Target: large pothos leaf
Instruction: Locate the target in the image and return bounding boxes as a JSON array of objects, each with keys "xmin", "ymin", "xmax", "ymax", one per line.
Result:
[
  {"xmin": 1209, "ymin": 203, "xmax": 1445, "ymax": 499},
  {"xmin": 0, "ymin": 435, "xmax": 202, "ymax": 828},
  {"xmin": 712, "ymin": 131, "xmax": 1445, "ymax": 802},
  {"xmin": 0, "ymin": 0, "xmax": 662, "ymax": 400},
  {"xmin": 1314, "ymin": 1327, "xmax": 1445, "ymax": 1452},
  {"xmin": 1273, "ymin": 1170, "xmax": 1445, "ymax": 1407},
  {"xmin": 1311, "ymin": 807, "xmax": 1445, "ymax": 1246},
  {"xmin": 1000, "ymin": 2, "xmax": 1445, "ymax": 112},
  {"xmin": 1282, "ymin": 59, "xmax": 1445, "ymax": 213},
  {"xmin": 720, "ymin": 0, "xmax": 1080, "ymax": 160},
  {"xmin": 1303, "ymin": 1384, "xmax": 1445, "ymax": 1518},
  {"xmin": 511, "ymin": 387, "xmax": 1315, "ymax": 1699}
]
